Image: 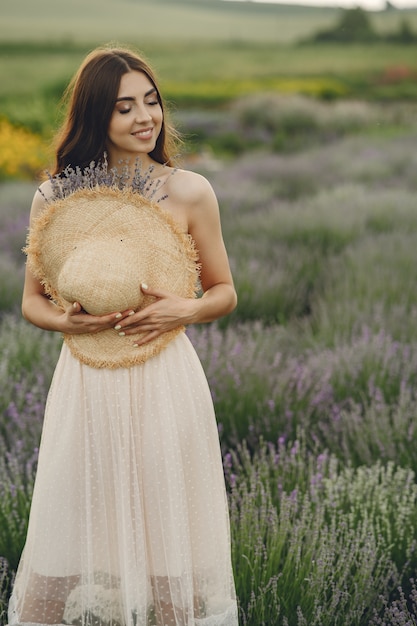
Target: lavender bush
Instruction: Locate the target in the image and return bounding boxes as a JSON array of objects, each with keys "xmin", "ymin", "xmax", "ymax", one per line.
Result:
[
  {"xmin": 0, "ymin": 256, "xmax": 25, "ymax": 313},
  {"xmin": 176, "ymin": 95, "xmax": 416, "ymax": 157},
  {"xmin": 0, "ymin": 315, "xmax": 59, "ymax": 620},
  {"xmin": 0, "ymin": 439, "xmax": 36, "ymax": 572},
  {"xmin": 226, "ymin": 438, "xmax": 417, "ymax": 625},
  {"xmin": 0, "ymin": 315, "xmax": 59, "ymax": 566},
  {"xmin": 0, "ymin": 559, "xmax": 12, "ymax": 626},
  {"xmin": 208, "ymin": 130, "xmax": 417, "ymax": 328},
  {"xmin": 188, "ymin": 323, "xmax": 417, "ymax": 477},
  {"xmin": 0, "ymin": 182, "xmax": 33, "ymax": 313},
  {"xmin": 370, "ymin": 579, "xmax": 417, "ymax": 626},
  {"xmin": 307, "ymin": 231, "xmax": 417, "ymax": 343},
  {"xmin": 212, "ymin": 129, "xmax": 417, "ymax": 210}
]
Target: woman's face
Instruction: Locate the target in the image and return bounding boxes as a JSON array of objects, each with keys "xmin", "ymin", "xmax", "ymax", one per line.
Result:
[{"xmin": 107, "ymin": 70, "xmax": 163, "ymax": 165}]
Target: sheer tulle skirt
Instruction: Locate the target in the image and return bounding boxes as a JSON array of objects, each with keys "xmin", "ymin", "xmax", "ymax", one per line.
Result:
[{"xmin": 8, "ymin": 333, "xmax": 238, "ymax": 626}]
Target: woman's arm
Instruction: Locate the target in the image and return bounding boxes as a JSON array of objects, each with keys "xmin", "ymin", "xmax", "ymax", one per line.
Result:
[
  {"xmin": 184, "ymin": 171, "xmax": 237, "ymax": 323},
  {"xmin": 117, "ymin": 170, "xmax": 237, "ymax": 345}
]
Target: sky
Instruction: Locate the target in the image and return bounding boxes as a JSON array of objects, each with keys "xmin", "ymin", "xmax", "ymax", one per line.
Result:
[{"xmin": 225, "ymin": 0, "xmax": 417, "ymax": 11}]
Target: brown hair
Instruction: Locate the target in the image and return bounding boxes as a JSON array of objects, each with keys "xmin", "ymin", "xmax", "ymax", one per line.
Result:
[{"xmin": 53, "ymin": 46, "xmax": 179, "ymax": 174}]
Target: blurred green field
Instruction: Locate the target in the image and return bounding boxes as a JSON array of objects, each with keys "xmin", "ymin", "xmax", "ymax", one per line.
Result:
[
  {"xmin": 3, "ymin": 0, "xmax": 417, "ymax": 45},
  {"xmin": 1, "ymin": 40, "xmax": 417, "ymax": 115},
  {"xmin": 1, "ymin": 0, "xmax": 337, "ymax": 44},
  {"xmin": 2, "ymin": 0, "xmax": 417, "ymax": 116}
]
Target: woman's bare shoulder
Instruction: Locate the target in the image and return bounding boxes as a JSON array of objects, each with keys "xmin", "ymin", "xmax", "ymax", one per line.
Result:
[
  {"xmin": 37, "ymin": 178, "xmax": 54, "ymax": 197},
  {"xmin": 30, "ymin": 179, "xmax": 54, "ymax": 219},
  {"xmin": 165, "ymin": 168, "xmax": 215, "ymax": 205}
]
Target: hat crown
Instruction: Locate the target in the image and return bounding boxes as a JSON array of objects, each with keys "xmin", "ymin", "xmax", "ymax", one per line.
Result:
[{"xmin": 57, "ymin": 239, "xmax": 150, "ymax": 316}]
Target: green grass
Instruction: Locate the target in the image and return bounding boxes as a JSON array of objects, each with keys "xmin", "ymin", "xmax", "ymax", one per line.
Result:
[
  {"xmin": 1, "ymin": 39, "xmax": 417, "ymax": 118},
  {"xmin": 3, "ymin": 0, "xmax": 417, "ymax": 46},
  {"xmin": 3, "ymin": 40, "xmax": 417, "ymax": 90},
  {"xmin": 0, "ymin": 0, "xmax": 339, "ymax": 45}
]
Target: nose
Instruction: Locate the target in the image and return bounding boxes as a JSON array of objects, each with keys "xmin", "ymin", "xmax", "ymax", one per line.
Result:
[{"xmin": 134, "ymin": 105, "xmax": 152, "ymax": 123}]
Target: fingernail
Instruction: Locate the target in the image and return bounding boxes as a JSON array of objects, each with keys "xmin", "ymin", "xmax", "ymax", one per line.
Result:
[
  {"xmin": 115, "ymin": 313, "xmax": 122, "ymax": 319},
  {"xmin": 114, "ymin": 325, "xmax": 122, "ymax": 330},
  {"xmin": 132, "ymin": 344, "xmax": 138, "ymax": 348},
  {"xmin": 128, "ymin": 310, "xmax": 135, "ymax": 316},
  {"xmin": 141, "ymin": 282, "xmax": 148, "ymax": 290},
  {"xmin": 118, "ymin": 331, "xmax": 125, "ymax": 337},
  {"xmin": 73, "ymin": 302, "xmax": 78, "ymax": 309}
]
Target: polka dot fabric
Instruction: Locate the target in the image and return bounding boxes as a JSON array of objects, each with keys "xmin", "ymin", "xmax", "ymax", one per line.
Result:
[{"xmin": 8, "ymin": 333, "xmax": 238, "ymax": 626}]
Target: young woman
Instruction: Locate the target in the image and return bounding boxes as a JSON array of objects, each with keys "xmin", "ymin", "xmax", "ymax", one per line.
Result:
[{"xmin": 9, "ymin": 46, "xmax": 238, "ymax": 626}]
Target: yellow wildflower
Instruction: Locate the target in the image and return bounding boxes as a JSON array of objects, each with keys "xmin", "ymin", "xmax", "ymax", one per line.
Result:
[{"xmin": 0, "ymin": 118, "xmax": 50, "ymax": 179}]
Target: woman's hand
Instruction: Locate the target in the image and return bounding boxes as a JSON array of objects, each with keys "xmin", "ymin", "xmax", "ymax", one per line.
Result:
[
  {"xmin": 58, "ymin": 302, "xmax": 136, "ymax": 335},
  {"xmin": 113, "ymin": 283, "xmax": 198, "ymax": 346}
]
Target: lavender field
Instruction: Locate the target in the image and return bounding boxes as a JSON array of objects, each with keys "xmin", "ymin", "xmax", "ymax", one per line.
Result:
[{"xmin": 2, "ymin": 94, "xmax": 417, "ymax": 624}]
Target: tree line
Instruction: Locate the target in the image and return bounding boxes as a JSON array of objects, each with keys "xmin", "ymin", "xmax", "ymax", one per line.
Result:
[{"xmin": 307, "ymin": 7, "xmax": 417, "ymax": 43}]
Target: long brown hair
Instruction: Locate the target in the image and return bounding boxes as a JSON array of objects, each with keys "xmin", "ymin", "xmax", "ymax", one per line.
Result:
[{"xmin": 53, "ymin": 46, "xmax": 179, "ymax": 174}]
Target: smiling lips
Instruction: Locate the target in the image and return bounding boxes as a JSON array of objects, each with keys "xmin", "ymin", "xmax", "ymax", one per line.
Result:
[{"xmin": 132, "ymin": 128, "xmax": 154, "ymax": 140}]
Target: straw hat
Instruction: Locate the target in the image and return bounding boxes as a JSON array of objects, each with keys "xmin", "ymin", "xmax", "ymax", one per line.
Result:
[{"xmin": 25, "ymin": 186, "xmax": 199, "ymax": 369}]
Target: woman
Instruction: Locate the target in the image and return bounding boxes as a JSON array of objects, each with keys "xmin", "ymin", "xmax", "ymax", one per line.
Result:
[{"xmin": 9, "ymin": 46, "xmax": 238, "ymax": 626}]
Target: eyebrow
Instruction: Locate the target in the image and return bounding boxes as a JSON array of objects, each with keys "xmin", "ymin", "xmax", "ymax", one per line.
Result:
[{"xmin": 115, "ymin": 87, "xmax": 157, "ymax": 103}]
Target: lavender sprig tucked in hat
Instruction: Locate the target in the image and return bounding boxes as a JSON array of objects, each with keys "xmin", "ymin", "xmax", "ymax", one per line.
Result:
[{"xmin": 42, "ymin": 155, "xmax": 172, "ymax": 203}]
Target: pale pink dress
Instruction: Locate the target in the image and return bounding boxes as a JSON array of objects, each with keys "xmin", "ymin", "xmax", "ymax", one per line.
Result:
[{"xmin": 8, "ymin": 332, "xmax": 238, "ymax": 626}]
